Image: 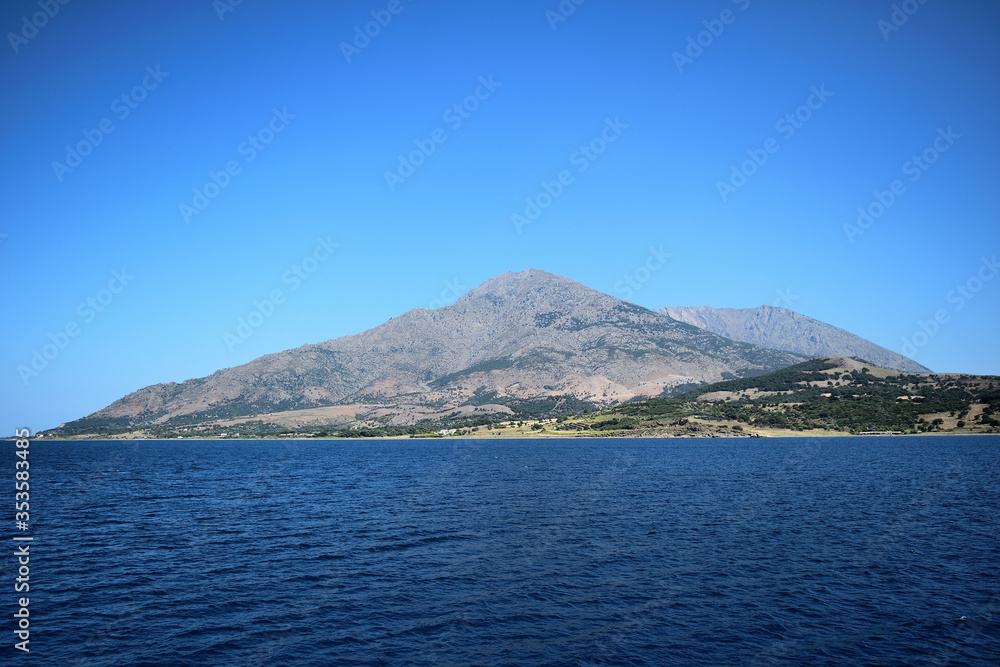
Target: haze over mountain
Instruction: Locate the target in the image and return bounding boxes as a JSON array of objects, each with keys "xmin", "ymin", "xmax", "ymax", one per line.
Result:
[
  {"xmin": 659, "ymin": 305, "xmax": 931, "ymax": 374},
  {"xmin": 54, "ymin": 270, "xmax": 807, "ymax": 435}
]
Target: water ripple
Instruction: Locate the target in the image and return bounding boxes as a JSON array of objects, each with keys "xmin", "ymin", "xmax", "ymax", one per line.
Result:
[{"xmin": 8, "ymin": 436, "xmax": 1000, "ymax": 665}]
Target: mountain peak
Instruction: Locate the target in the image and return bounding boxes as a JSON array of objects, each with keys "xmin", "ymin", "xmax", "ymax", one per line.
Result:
[
  {"xmin": 455, "ymin": 268, "xmax": 608, "ymax": 311},
  {"xmin": 460, "ymin": 268, "xmax": 579, "ymax": 294}
]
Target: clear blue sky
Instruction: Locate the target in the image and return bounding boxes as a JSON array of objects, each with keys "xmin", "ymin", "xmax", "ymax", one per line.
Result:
[{"xmin": 3, "ymin": 0, "xmax": 998, "ymax": 432}]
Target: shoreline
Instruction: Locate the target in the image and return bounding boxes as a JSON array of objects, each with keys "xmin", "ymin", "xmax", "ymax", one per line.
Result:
[{"xmin": 11, "ymin": 431, "xmax": 999, "ymax": 442}]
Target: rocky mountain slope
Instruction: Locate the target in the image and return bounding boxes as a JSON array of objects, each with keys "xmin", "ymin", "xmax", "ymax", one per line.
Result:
[
  {"xmin": 659, "ymin": 305, "xmax": 930, "ymax": 374},
  {"xmin": 54, "ymin": 270, "xmax": 806, "ymax": 435}
]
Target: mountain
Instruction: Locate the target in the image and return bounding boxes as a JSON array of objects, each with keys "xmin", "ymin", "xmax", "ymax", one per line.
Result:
[
  {"xmin": 659, "ymin": 305, "xmax": 930, "ymax": 374},
  {"xmin": 50, "ymin": 269, "xmax": 807, "ymax": 437}
]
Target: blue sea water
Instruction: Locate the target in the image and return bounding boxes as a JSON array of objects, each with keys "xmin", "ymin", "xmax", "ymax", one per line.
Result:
[{"xmin": 4, "ymin": 436, "xmax": 1000, "ymax": 666}]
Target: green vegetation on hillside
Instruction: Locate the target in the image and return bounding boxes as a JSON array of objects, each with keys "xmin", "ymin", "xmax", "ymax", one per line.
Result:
[{"xmin": 605, "ymin": 358, "xmax": 999, "ymax": 434}]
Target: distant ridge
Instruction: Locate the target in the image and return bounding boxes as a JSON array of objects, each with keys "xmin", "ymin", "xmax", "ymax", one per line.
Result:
[{"xmin": 659, "ymin": 305, "xmax": 930, "ymax": 374}]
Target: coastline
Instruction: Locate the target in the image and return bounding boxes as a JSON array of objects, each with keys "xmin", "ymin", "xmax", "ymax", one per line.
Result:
[{"xmin": 13, "ymin": 430, "xmax": 999, "ymax": 442}]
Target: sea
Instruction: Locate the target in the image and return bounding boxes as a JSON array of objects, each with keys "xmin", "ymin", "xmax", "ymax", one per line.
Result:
[{"xmin": 5, "ymin": 436, "xmax": 999, "ymax": 666}]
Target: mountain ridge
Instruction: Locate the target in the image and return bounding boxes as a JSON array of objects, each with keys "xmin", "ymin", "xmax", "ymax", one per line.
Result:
[{"xmin": 659, "ymin": 304, "xmax": 930, "ymax": 374}]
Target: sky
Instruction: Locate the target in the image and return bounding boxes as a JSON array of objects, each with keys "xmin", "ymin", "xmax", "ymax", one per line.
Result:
[{"xmin": 2, "ymin": 0, "xmax": 998, "ymax": 433}]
